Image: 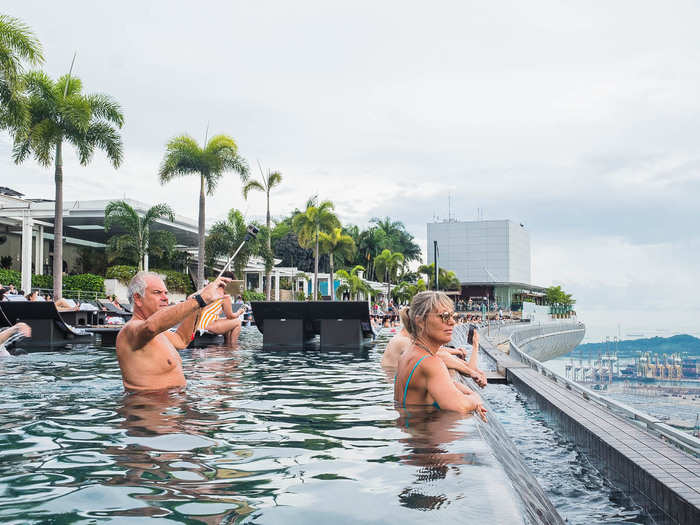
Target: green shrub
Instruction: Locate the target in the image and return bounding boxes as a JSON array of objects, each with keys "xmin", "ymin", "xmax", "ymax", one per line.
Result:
[
  {"xmin": 0, "ymin": 268, "xmax": 20, "ymax": 287},
  {"xmin": 63, "ymin": 273, "xmax": 104, "ymax": 293},
  {"xmin": 154, "ymin": 268, "xmax": 193, "ymax": 294},
  {"xmin": 105, "ymin": 265, "xmax": 193, "ymax": 294},
  {"xmin": 105, "ymin": 265, "xmax": 138, "ymax": 283},
  {"xmin": 243, "ymin": 290, "xmax": 266, "ymax": 302},
  {"xmin": 31, "ymin": 274, "xmax": 53, "ymax": 289}
]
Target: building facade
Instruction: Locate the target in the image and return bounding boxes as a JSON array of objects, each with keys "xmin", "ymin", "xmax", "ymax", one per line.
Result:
[{"xmin": 427, "ymin": 219, "xmax": 545, "ymax": 310}]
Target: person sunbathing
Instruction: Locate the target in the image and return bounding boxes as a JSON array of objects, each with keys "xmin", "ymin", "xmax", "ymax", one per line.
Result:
[
  {"xmin": 115, "ymin": 271, "xmax": 230, "ymax": 391},
  {"xmin": 382, "ymin": 307, "xmax": 487, "ymax": 387},
  {"xmin": 55, "ymin": 297, "xmax": 79, "ymax": 311},
  {"xmin": 394, "ymin": 291, "xmax": 487, "ymax": 420}
]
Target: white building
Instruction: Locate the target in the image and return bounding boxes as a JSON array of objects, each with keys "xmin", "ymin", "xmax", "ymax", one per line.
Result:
[
  {"xmin": 427, "ymin": 219, "xmax": 545, "ymax": 311},
  {"xmin": 427, "ymin": 219, "xmax": 531, "ymax": 284}
]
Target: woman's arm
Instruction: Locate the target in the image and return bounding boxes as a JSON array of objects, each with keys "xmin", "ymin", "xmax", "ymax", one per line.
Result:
[
  {"xmin": 423, "ymin": 358, "xmax": 487, "ymax": 421},
  {"xmin": 436, "ymin": 349, "xmax": 487, "ymax": 388},
  {"xmin": 468, "ymin": 331, "xmax": 480, "ymax": 370}
]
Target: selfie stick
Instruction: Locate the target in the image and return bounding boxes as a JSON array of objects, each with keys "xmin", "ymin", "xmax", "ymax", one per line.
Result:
[{"xmin": 217, "ymin": 225, "xmax": 259, "ymax": 278}]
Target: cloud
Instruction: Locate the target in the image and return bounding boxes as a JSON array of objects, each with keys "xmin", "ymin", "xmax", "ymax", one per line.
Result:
[{"xmin": 1, "ymin": 1, "xmax": 699, "ymax": 319}]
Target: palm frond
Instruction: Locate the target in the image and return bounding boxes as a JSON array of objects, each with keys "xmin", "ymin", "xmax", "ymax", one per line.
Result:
[
  {"xmin": 86, "ymin": 93, "xmax": 124, "ymax": 128},
  {"xmin": 56, "ymin": 74, "xmax": 82, "ymax": 99},
  {"xmin": 27, "ymin": 119, "xmax": 58, "ymax": 166},
  {"xmin": 85, "ymin": 121, "xmax": 123, "ymax": 167},
  {"xmin": 268, "ymin": 170, "xmax": 283, "ymax": 188},
  {"xmin": 159, "ymin": 135, "xmax": 203, "ymax": 182},
  {"xmin": 22, "ymin": 70, "xmax": 55, "ymax": 104},
  {"xmin": 0, "ymin": 14, "xmax": 44, "ymax": 69},
  {"xmin": 58, "ymin": 94, "xmax": 91, "ymax": 132},
  {"xmin": 242, "ymin": 179, "xmax": 265, "ymax": 199},
  {"xmin": 104, "ymin": 200, "xmax": 140, "ymax": 233},
  {"xmin": 144, "ymin": 203, "xmax": 175, "ymax": 224}
]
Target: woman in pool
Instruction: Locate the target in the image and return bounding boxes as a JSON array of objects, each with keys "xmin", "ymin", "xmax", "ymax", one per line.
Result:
[
  {"xmin": 394, "ymin": 291, "xmax": 487, "ymax": 420},
  {"xmin": 383, "ymin": 307, "xmax": 487, "ymax": 388}
]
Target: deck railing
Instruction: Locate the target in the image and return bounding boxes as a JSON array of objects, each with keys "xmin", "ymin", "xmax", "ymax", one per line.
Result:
[{"xmin": 507, "ymin": 338, "xmax": 700, "ymax": 457}]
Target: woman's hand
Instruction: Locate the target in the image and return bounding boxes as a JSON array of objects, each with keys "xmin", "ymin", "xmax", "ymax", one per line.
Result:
[{"xmin": 468, "ymin": 393, "xmax": 488, "ymax": 422}]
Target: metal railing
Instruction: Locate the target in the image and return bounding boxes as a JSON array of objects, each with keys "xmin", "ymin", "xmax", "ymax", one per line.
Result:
[
  {"xmin": 507, "ymin": 338, "xmax": 700, "ymax": 457},
  {"xmin": 31, "ymin": 287, "xmax": 104, "ymax": 301}
]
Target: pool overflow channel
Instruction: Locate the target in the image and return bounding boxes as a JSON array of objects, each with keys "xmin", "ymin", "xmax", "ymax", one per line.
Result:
[{"xmin": 460, "ymin": 324, "xmax": 700, "ymax": 525}]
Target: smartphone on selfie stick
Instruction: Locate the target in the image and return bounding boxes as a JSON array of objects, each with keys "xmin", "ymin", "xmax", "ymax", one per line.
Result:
[{"xmin": 217, "ymin": 225, "xmax": 260, "ymax": 279}]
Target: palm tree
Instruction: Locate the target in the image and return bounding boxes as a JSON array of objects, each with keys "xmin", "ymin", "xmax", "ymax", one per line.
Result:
[
  {"xmin": 0, "ymin": 14, "xmax": 43, "ymax": 129},
  {"xmin": 159, "ymin": 134, "xmax": 248, "ymax": 287},
  {"xmin": 357, "ymin": 227, "xmax": 386, "ymax": 281},
  {"xmin": 12, "ymin": 72, "xmax": 124, "ymax": 299},
  {"xmin": 418, "ymin": 263, "xmax": 461, "ymax": 291},
  {"xmin": 205, "ymin": 209, "xmax": 261, "ymax": 280},
  {"xmin": 318, "ymin": 227, "xmax": 355, "ymax": 300},
  {"xmin": 292, "ymin": 196, "xmax": 339, "ymax": 300},
  {"xmin": 336, "ymin": 265, "xmax": 371, "ymax": 301},
  {"xmin": 104, "ymin": 200, "xmax": 175, "ymax": 271},
  {"xmin": 374, "ymin": 249, "xmax": 404, "ymax": 303},
  {"xmin": 242, "ymin": 165, "xmax": 282, "ymax": 300},
  {"xmin": 371, "ymin": 216, "xmax": 421, "ymax": 269}
]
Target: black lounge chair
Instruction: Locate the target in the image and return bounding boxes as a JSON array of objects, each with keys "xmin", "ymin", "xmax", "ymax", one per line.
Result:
[
  {"xmin": 97, "ymin": 299, "xmax": 132, "ymax": 320},
  {"xmin": 0, "ymin": 306, "xmax": 11, "ymax": 329},
  {"xmin": 0, "ymin": 301, "xmax": 93, "ymax": 346},
  {"xmin": 250, "ymin": 301, "xmax": 375, "ymax": 347}
]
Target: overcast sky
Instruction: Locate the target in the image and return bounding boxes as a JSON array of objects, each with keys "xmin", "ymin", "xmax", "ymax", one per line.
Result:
[{"xmin": 2, "ymin": 1, "xmax": 699, "ymax": 338}]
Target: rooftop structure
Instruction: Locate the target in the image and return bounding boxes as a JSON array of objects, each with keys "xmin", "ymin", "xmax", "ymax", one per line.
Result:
[{"xmin": 427, "ymin": 219, "xmax": 546, "ymax": 311}]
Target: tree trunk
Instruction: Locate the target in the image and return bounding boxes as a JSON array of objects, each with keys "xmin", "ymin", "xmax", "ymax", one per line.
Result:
[
  {"xmin": 313, "ymin": 226, "xmax": 319, "ymax": 300},
  {"xmin": 197, "ymin": 174, "xmax": 206, "ymax": 288},
  {"xmin": 387, "ymin": 270, "xmax": 391, "ymax": 307},
  {"xmin": 265, "ymin": 190, "xmax": 272, "ymax": 300},
  {"xmin": 53, "ymin": 141, "xmax": 63, "ymax": 300},
  {"xmin": 141, "ymin": 223, "xmax": 148, "ymax": 272},
  {"xmin": 329, "ymin": 252, "xmax": 335, "ymax": 300}
]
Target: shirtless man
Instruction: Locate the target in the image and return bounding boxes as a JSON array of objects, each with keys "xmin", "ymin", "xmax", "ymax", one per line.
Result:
[{"xmin": 115, "ymin": 271, "xmax": 230, "ymax": 391}]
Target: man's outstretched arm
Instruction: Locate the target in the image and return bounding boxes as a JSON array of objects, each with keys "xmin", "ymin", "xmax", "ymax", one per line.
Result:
[{"xmin": 122, "ymin": 298, "xmax": 202, "ymax": 351}]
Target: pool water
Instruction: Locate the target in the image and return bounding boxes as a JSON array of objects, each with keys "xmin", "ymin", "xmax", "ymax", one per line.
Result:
[
  {"xmin": 0, "ymin": 329, "xmax": 527, "ymax": 524},
  {"xmin": 0, "ymin": 328, "xmax": 648, "ymax": 523}
]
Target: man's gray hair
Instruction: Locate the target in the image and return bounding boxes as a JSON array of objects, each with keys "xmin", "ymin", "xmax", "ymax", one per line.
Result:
[{"xmin": 127, "ymin": 271, "xmax": 161, "ymax": 305}]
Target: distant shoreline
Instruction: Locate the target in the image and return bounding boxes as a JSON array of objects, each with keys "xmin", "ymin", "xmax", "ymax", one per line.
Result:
[{"xmin": 572, "ymin": 334, "xmax": 700, "ymax": 357}]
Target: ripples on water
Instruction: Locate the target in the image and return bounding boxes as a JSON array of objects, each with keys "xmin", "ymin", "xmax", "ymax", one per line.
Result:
[
  {"xmin": 0, "ymin": 329, "xmax": 527, "ymax": 524},
  {"xmin": 0, "ymin": 328, "xmax": 648, "ymax": 523}
]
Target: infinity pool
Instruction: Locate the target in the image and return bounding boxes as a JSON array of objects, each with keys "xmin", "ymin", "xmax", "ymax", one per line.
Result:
[{"xmin": 0, "ymin": 329, "xmax": 646, "ymax": 524}]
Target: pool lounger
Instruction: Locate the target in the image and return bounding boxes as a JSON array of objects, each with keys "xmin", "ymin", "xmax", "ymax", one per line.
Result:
[{"xmin": 0, "ymin": 301, "xmax": 93, "ymax": 347}]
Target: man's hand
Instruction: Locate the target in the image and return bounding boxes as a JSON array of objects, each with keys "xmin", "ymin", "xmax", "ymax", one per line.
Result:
[
  {"xmin": 197, "ymin": 277, "xmax": 231, "ymax": 305},
  {"xmin": 14, "ymin": 322, "xmax": 31, "ymax": 338}
]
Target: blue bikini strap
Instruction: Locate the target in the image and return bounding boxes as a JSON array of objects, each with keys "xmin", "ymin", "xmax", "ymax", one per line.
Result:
[{"xmin": 402, "ymin": 355, "xmax": 429, "ymax": 408}]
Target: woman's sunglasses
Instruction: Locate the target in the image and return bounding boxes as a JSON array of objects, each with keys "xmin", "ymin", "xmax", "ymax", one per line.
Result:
[{"xmin": 431, "ymin": 311, "xmax": 457, "ymax": 324}]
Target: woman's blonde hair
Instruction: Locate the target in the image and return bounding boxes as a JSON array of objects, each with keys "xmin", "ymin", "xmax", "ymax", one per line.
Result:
[
  {"xmin": 403, "ymin": 291, "xmax": 454, "ymax": 340},
  {"xmin": 398, "ymin": 306, "xmax": 410, "ymax": 328}
]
